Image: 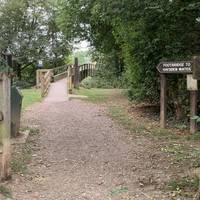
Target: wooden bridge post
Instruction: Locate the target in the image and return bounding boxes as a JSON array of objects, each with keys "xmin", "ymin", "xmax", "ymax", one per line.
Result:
[
  {"xmin": 86, "ymin": 64, "xmax": 88, "ymax": 77},
  {"xmin": 74, "ymin": 57, "xmax": 80, "ymax": 88},
  {"xmin": 68, "ymin": 66, "xmax": 73, "ymax": 94},
  {"xmin": 83, "ymin": 64, "xmax": 86, "ymax": 79},
  {"xmin": 91, "ymin": 64, "xmax": 93, "ymax": 76},
  {"xmin": 89, "ymin": 64, "xmax": 91, "ymax": 76},
  {"xmin": 90, "ymin": 64, "xmax": 92, "ymax": 76},
  {"xmin": 0, "ymin": 73, "xmax": 11, "ymax": 180}
]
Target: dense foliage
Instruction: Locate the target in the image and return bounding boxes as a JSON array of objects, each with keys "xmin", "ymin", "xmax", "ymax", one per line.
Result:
[
  {"xmin": 0, "ymin": 0, "xmax": 71, "ymax": 86},
  {"xmin": 57, "ymin": 0, "xmax": 200, "ymax": 118}
]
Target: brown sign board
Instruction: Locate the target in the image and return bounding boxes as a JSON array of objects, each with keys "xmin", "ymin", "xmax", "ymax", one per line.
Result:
[{"xmin": 157, "ymin": 61, "xmax": 193, "ymax": 74}]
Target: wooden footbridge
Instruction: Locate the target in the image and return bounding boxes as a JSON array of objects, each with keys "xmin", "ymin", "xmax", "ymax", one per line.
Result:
[{"xmin": 36, "ymin": 58, "xmax": 96, "ymax": 98}]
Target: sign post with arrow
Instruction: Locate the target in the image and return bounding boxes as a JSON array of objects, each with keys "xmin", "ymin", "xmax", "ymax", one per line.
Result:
[
  {"xmin": 157, "ymin": 57, "xmax": 199, "ymax": 134},
  {"xmin": 157, "ymin": 61, "xmax": 193, "ymax": 74}
]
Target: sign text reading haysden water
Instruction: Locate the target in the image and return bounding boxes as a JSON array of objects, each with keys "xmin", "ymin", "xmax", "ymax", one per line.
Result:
[{"xmin": 157, "ymin": 61, "xmax": 192, "ymax": 74}]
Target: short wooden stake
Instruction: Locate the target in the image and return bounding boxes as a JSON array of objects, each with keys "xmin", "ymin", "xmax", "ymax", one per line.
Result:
[
  {"xmin": 190, "ymin": 91, "xmax": 197, "ymax": 134},
  {"xmin": 160, "ymin": 74, "xmax": 167, "ymax": 128}
]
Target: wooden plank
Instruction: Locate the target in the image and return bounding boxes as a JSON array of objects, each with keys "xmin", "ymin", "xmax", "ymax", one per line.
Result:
[
  {"xmin": 160, "ymin": 74, "xmax": 167, "ymax": 128},
  {"xmin": 190, "ymin": 91, "xmax": 197, "ymax": 134}
]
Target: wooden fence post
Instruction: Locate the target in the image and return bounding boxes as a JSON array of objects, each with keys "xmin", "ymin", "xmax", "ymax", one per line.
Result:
[
  {"xmin": 190, "ymin": 91, "xmax": 198, "ymax": 134},
  {"xmin": 74, "ymin": 57, "xmax": 79, "ymax": 88},
  {"xmin": 89, "ymin": 64, "xmax": 92, "ymax": 76},
  {"xmin": 83, "ymin": 64, "xmax": 86, "ymax": 79},
  {"xmin": 36, "ymin": 70, "xmax": 40, "ymax": 88},
  {"xmin": 68, "ymin": 66, "xmax": 73, "ymax": 94},
  {"xmin": 160, "ymin": 74, "xmax": 167, "ymax": 128},
  {"xmin": 0, "ymin": 73, "xmax": 11, "ymax": 180}
]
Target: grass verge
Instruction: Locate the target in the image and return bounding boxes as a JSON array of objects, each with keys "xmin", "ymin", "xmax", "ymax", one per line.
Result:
[
  {"xmin": 108, "ymin": 106, "xmax": 147, "ymax": 134},
  {"xmin": 161, "ymin": 144, "xmax": 200, "ymax": 168},
  {"xmin": 167, "ymin": 176, "xmax": 199, "ymax": 198},
  {"xmin": 21, "ymin": 89, "xmax": 41, "ymax": 110},
  {"xmin": 73, "ymin": 88, "xmax": 123, "ymax": 103},
  {"xmin": 11, "ymin": 143, "xmax": 32, "ymax": 174},
  {"xmin": 0, "ymin": 185, "xmax": 12, "ymax": 198}
]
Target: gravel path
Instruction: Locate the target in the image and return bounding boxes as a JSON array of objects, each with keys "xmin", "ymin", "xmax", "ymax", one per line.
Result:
[{"xmin": 7, "ymin": 80, "xmax": 173, "ymax": 200}]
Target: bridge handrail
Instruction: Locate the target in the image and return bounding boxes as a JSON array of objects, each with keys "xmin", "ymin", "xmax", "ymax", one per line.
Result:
[
  {"xmin": 52, "ymin": 65, "xmax": 70, "ymax": 76},
  {"xmin": 41, "ymin": 70, "xmax": 52, "ymax": 97},
  {"xmin": 36, "ymin": 62, "xmax": 96, "ymax": 97}
]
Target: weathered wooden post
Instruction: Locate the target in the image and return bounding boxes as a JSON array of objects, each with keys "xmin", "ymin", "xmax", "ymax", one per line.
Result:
[
  {"xmin": 0, "ymin": 72, "xmax": 11, "ymax": 180},
  {"xmin": 189, "ymin": 56, "xmax": 200, "ymax": 134},
  {"xmin": 88, "ymin": 64, "xmax": 91, "ymax": 76},
  {"xmin": 90, "ymin": 64, "xmax": 92, "ymax": 76},
  {"xmin": 86, "ymin": 64, "xmax": 89, "ymax": 77},
  {"xmin": 80, "ymin": 66, "xmax": 83, "ymax": 82},
  {"xmin": 36, "ymin": 70, "xmax": 40, "ymax": 88},
  {"xmin": 91, "ymin": 64, "xmax": 94, "ymax": 76},
  {"xmin": 68, "ymin": 66, "xmax": 73, "ymax": 94},
  {"xmin": 190, "ymin": 90, "xmax": 197, "ymax": 134},
  {"xmin": 74, "ymin": 57, "xmax": 79, "ymax": 88},
  {"xmin": 193, "ymin": 56, "xmax": 200, "ymax": 80},
  {"xmin": 83, "ymin": 64, "xmax": 86, "ymax": 79},
  {"xmin": 160, "ymin": 74, "xmax": 167, "ymax": 128}
]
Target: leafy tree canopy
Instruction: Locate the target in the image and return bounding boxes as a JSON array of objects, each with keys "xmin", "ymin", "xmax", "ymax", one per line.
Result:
[{"xmin": 0, "ymin": 0, "xmax": 71, "ymax": 83}]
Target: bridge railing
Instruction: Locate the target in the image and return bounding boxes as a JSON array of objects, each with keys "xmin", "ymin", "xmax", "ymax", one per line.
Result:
[
  {"xmin": 52, "ymin": 65, "xmax": 69, "ymax": 82},
  {"xmin": 67, "ymin": 62, "xmax": 96, "ymax": 94},
  {"xmin": 36, "ymin": 65, "xmax": 70, "ymax": 97},
  {"xmin": 36, "ymin": 59, "xmax": 96, "ymax": 96},
  {"xmin": 79, "ymin": 63, "xmax": 96, "ymax": 82},
  {"xmin": 40, "ymin": 70, "xmax": 52, "ymax": 97}
]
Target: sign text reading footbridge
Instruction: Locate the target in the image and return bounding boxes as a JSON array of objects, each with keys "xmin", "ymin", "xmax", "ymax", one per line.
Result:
[{"xmin": 157, "ymin": 61, "xmax": 192, "ymax": 74}]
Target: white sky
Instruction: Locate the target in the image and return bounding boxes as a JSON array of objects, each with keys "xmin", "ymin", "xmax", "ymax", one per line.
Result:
[{"xmin": 73, "ymin": 40, "xmax": 91, "ymax": 52}]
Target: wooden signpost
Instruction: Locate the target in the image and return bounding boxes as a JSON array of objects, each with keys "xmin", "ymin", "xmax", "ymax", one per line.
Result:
[{"xmin": 157, "ymin": 57, "xmax": 199, "ymax": 134}]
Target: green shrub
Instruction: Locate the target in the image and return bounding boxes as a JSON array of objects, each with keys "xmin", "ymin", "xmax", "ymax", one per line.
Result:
[{"xmin": 80, "ymin": 76, "xmax": 96, "ymax": 89}]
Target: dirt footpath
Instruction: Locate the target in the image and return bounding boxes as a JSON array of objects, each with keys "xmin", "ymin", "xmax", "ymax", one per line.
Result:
[
  {"xmin": 4, "ymin": 98, "xmax": 175, "ymax": 200},
  {"xmin": 2, "ymin": 80, "xmax": 179, "ymax": 200}
]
